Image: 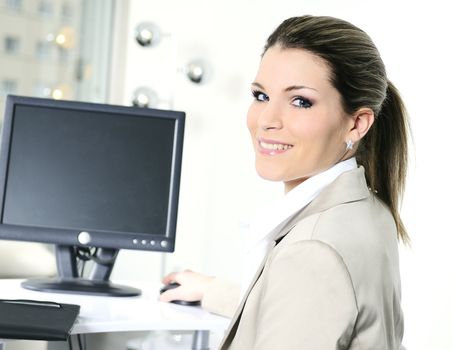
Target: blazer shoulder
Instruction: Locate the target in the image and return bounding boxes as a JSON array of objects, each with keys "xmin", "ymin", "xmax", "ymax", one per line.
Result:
[
  {"xmin": 278, "ymin": 194, "xmax": 399, "ymax": 293},
  {"xmin": 285, "ymin": 194, "xmax": 397, "ymax": 257},
  {"xmin": 312, "ymin": 195, "xmax": 398, "ymax": 259}
]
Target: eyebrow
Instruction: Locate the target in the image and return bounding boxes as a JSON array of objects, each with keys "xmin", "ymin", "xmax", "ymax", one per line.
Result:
[{"xmin": 251, "ymin": 82, "xmax": 318, "ymax": 92}]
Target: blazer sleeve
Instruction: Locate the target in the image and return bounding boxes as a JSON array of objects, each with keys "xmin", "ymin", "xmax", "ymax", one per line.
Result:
[
  {"xmin": 253, "ymin": 240, "xmax": 358, "ymax": 350},
  {"xmin": 202, "ymin": 277, "xmax": 240, "ymax": 318}
]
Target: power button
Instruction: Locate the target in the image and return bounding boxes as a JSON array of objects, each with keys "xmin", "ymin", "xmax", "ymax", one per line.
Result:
[{"xmin": 78, "ymin": 231, "xmax": 91, "ymax": 245}]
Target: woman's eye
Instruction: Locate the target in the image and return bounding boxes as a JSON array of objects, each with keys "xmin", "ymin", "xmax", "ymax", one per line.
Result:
[
  {"xmin": 252, "ymin": 90, "xmax": 269, "ymax": 102},
  {"xmin": 292, "ymin": 97, "xmax": 313, "ymax": 109}
]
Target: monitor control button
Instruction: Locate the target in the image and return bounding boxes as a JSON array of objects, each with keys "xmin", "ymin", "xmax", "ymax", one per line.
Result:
[
  {"xmin": 78, "ymin": 231, "xmax": 91, "ymax": 245},
  {"xmin": 150, "ymin": 240, "xmax": 155, "ymax": 246},
  {"xmin": 133, "ymin": 239, "xmax": 138, "ymax": 244},
  {"xmin": 160, "ymin": 240, "xmax": 168, "ymax": 248},
  {"xmin": 141, "ymin": 240, "xmax": 147, "ymax": 245}
]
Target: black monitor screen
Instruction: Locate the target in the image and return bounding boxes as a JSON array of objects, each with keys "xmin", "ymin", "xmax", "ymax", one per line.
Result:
[{"xmin": 0, "ymin": 96, "xmax": 184, "ymax": 253}]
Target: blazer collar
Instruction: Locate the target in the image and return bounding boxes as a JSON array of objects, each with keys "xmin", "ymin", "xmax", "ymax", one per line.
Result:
[{"xmin": 273, "ymin": 166, "xmax": 370, "ymax": 242}]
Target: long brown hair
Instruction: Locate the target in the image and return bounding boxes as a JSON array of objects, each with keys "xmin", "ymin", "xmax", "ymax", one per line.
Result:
[{"xmin": 265, "ymin": 15, "xmax": 409, "ymax": 242}]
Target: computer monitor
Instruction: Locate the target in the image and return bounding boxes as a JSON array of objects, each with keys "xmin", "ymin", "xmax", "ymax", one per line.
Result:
[{"xmin": 0, "ymin": 95, "xmax": 185, "ymax": 296}]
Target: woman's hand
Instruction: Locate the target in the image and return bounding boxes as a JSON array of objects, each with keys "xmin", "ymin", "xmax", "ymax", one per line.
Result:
[{"xmin": 159, "ymin": 269, "xmax": 215, "ymax": 303}]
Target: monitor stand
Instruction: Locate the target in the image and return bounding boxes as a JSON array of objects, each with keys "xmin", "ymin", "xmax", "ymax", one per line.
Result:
[{"xmin": 21, "ymin": 245, "xmax": 141, "ymax": 297}]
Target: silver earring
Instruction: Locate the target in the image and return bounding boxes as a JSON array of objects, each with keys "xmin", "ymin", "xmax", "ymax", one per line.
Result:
[{"xmin": 345, "ymin": 140, "xmax": 354, "ymax": 151}]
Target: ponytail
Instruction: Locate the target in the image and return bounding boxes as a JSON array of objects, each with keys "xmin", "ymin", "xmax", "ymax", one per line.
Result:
[{"xmin": 356, "ymin": 81, "xmax": 410, "ymax": 243}]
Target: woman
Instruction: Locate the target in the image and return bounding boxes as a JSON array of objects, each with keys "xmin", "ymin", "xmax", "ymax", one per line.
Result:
[{"xmin": 160, "ymin": 15, "xmax": 408, "ymax": 349}]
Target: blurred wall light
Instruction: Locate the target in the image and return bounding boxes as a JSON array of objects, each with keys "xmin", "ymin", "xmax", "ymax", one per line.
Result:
[
  {"xmin": 185, "ymin": 60, "xmax": 205, "ymax": 84},
  {"xmin": 52, "ymin": 88, "xmax": 63, "ymax": 100},
  {"xmin": 46, "ymin": 27, "xmax": 75, "ymax": 49},
  {"xmin": 182, "ymin": 59, "xmax": 211, "ymax": 85},
  {"xmin": 134, "ymin": 22, "xmax": 161, "ymax": 47},
  {"xmin": 51, "ymin": 84, "xmax": 72, "ymax": 100},
  {"xmin": 131, "ymin": 87, "xmax": 159, "ymax": 108}
]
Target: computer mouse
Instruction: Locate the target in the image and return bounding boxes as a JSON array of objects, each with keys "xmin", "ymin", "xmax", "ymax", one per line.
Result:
[{"xmin": 159, "ymin": 282, "xmax": 201, "ymax": 306}]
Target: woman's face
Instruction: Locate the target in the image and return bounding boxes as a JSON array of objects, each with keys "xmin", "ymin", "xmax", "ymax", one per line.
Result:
[{"xmin": 247, "ymin": 46, "xmax": 354, "ymax": 192}]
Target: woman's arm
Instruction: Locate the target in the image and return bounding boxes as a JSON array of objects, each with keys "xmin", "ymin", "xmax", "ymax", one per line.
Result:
[
  {"xmin": 202, "ymin": 277, "xmax": 240, "ymax": 318},
  {"xmin": 160, "ymin": 269, "xmax": 240, "ymax": 318},
  {"xmin": 252, "ymin": 240, "xmax": 358, "ymax": 349}
]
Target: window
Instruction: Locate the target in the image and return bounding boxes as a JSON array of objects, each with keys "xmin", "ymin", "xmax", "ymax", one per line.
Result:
[
  {"xmin": 1, "ymin": 79, "xmax": 17, "ymax": 97},
  {"xmin": 35, "ymin": 41, "xmax": 52, "ymax": 60},
  {"xmin": 58, "ymin": 46, "xmax": 70, "ymax": 63},
  {"xmin": 4, "ymin": 36, "xmax": 20, "ymax": 54},
  {"xmin": 0, "ymin": 0, "xmax": 114, "ymax": 114},
  {"xmin": 5, "ymin": 0, "xmax": 22, "ymax": 11},
  {"xmin": 38, "ymin": 0, "xmax": 53, "ymax": 17},
  {"xmin": 61, "ymin": 2, "xmax": 73, "ymax": 18}
]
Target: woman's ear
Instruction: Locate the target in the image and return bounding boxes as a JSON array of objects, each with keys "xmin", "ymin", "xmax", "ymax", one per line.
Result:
[{"xmin": 347, "ymin": 107, "xmax": 375, "ymax": 142}]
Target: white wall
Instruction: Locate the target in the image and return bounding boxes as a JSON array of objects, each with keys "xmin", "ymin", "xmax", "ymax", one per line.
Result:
[{"xmin": 111, "ymin": 0, "xmax": 453, "ymax": 348}]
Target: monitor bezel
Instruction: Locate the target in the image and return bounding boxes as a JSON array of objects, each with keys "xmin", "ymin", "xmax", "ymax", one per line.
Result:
[{"xmin": 0, "ymin": 95, "xmax": 185, "ymax": 253}]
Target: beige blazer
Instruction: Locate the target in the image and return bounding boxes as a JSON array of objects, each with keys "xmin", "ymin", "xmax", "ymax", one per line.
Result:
[{"xmin": 216, "ymin": 167, "xmax": 404, "ymax": 349}]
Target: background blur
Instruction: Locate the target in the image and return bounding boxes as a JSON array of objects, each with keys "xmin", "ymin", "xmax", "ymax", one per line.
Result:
[{"xmin": 0, "ymin": 0, "xmax": 452, "ymax": 349}]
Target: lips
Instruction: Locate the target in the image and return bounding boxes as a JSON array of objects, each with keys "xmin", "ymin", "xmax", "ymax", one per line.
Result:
[{"xmin": 258, "ymin": 138, "xmax": 293, "ymax": 155}]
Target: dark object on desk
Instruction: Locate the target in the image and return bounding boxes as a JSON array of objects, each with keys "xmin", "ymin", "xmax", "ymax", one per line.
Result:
[
  {"xmin": 160, "ymin": 282, "xmax": 201, "ymax": 306},
  {"xmin": 0, "ymin": 299, "xmax": 80, "ymax": 341}
]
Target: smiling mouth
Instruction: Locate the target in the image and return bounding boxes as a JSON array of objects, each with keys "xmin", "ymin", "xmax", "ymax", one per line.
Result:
[{"xmin": 259, "ymin": 140, "xmax": 293, "ymax": 151}]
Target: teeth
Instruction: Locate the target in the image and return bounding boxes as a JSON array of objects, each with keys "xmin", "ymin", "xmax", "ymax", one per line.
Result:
[{"xmin": 260, "ymin": 141, "xmax": 293, "ymax": 151}]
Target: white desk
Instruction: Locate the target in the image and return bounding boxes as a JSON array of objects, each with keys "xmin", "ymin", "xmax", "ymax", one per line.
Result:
[{"xmin": 0, "ymin": 279, "xmax": 230, "ymax": 349}]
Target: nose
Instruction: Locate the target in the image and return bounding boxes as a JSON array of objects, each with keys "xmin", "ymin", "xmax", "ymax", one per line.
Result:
[{"xmin": 257, "ymin": 102, "xmax": 283, "ymax": 131}]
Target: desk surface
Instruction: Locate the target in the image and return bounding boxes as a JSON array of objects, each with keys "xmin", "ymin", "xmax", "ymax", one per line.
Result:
[{"xmin": 0, "ymin": 279, "xmax": 230, "ymax": 334}]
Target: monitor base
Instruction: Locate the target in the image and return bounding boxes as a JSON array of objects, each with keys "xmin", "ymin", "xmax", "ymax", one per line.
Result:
[{"xmin": 21, "ymin": 278, "xmax": 141, "ymax": 297}]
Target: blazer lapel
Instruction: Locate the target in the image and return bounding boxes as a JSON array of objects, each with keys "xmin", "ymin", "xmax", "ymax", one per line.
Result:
[
  {"xmin": 220, "ymin": 213, "xmax": 307, "ymax": 349},
  {"xmin": 220, "ymin": 167, "xmax": 370, "ymax": 349},
  {"xmin": 219, "ymin": 234, "xmax": 277, "ymax": 349}
]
